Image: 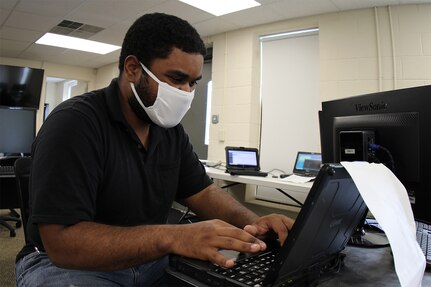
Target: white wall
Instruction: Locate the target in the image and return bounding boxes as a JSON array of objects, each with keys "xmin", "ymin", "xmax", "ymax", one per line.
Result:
[
  {"xmin": 44, "ymin": 79, "xmax": 88, "ymax": 118},
  {"xmin": 206, "ymin": 4, "xmax": 431, "ymax": 163},
  {"xmin": 45, "ymin": 82, "xmax": 59, "ymax": 113}
]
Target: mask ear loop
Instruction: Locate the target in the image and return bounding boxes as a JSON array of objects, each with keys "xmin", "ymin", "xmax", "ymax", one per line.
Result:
[
  {"xmin": 140, "ymin": 63, "xmax": 162, "ymax": 85},
  {"xmin": 130, "ymin": 82, "xmax": 150, "ymax": 110}
]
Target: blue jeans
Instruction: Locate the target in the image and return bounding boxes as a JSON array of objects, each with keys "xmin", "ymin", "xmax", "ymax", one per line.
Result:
[{"xmin": 16, "ymin": 251, "xmax": 168, "ymax": 286}]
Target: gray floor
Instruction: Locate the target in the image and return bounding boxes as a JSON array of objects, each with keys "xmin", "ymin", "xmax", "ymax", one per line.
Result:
[{"xmin": 0, "ymin": 209, "xmax": 24, "ymax": 287}]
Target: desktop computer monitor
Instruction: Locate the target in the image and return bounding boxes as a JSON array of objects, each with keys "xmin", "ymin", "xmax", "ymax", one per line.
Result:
[
  {"xmin": 0, "ymin": 106, "xmax": 36, "ymax": 157},
  {"xmin": 319, "ymin": 85, "xmax": 431, "ymax": 223}
]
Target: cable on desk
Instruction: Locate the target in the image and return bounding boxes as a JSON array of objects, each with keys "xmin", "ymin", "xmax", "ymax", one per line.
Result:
[
  {"xmin": 203, "ymin": 160, "xmax": 224, "ymax": 169},
  {"xmin": 267, "ymin": 168, "xmax": 287, "ymax": 177}
]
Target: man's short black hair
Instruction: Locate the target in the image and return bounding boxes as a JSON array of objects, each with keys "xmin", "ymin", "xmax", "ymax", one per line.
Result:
[{"xmin": 119, "ymin": 13, "xmax": 206, "ymax": 72}]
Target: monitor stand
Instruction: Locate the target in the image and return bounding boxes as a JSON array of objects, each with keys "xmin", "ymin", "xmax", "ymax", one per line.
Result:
[{"xmin": 348, "ymin": 209, "xmax": 390, "ymax": 248}]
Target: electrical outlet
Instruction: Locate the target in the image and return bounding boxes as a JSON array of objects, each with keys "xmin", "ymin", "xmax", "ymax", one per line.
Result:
[{"xmin": 212, "ymin": 114, "xmax": 219, "ymax": 124}]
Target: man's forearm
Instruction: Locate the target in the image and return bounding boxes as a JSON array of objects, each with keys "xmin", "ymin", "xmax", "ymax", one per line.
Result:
[
  {"xmin": 39, "ymin": 222, "xmax": 178, "ymax": 271},
  {"xmin": 39, "ymin": 216, "xmax": 267, "ymax": 271}
]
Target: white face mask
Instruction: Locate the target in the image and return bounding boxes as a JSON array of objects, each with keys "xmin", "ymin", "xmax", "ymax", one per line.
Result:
[{"xmin": 130, "ymin": 62, "xmax": 195, "ymax": 128}]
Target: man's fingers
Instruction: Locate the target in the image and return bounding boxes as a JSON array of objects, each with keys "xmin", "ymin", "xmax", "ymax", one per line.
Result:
[
  {"xmin": 245, "ymin": 215, "xmax": 295, "ymax": 245},
  {"xmin": 243, "ymin": 224, "xmax": 258, "ymax": 236},
  {"xmin": 209, "ymin": 250, "xmax": 235, "ymax": 268},
  {"xmin": 211, "ymin": 235, "xmax": 265, "ymax": 254},
  {"xmin": 207, "ymin": 242, "xmax": 262, "ymax": 268}
]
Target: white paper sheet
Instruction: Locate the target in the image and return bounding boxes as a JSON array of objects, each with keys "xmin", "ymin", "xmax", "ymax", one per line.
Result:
[
  {"xmin": 341, "ymin": 161, "xmax": 426, "ymax": 287},
  {"xmin": 280, "ymin": 174, "xmax": 315, "ymax": 184}
]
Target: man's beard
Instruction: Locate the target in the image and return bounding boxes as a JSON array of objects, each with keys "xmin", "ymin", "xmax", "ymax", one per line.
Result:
[{"xmin": 128, "ymin": 78, "xmax": 154, "ymax": 124}]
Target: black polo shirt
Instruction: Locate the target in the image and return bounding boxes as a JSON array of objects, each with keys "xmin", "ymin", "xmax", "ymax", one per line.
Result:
[{"xmin": 19, "ymin": 78, "xmax": 212, "ymax": 259}]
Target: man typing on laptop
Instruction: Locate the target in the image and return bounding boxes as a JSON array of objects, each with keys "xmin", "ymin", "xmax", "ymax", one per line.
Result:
[{"xmin": 16, "ymin": 13, "xmax": 294, "ymax": 286}]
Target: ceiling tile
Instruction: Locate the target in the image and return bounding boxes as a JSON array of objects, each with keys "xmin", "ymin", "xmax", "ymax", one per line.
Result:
[
  {"xmin": 13, "ymin": 0, "xmax": 86, "ymax": 17},
  {"xmin": 0, "ymin": 39, "xmax": 31, "ymax": 57},
  {"xmin": 0, "ymin": 0, "xmax": 19, "ymax": 10},
  {"xmin": 146, "ymin": 0, "xmax": 214, "ymax": 24},
  {"xmin": 89, "ymin": 22, "xmax": 131, "ymax": 46},
  {"xmin": 193, "ymin": 17, "xmax": 240, "ymax": 37},
  {"xmin": 0, "ymin": 8, "xmax": 12, "ymax": 25},
  {"xmin": 0, "ymin": 26, "xmax": 42, "ymax": 42},
  {"xmin": 220, "ymin": 4, "xmax": 287, "ymax": 30},
  {"xmin": 4, "ymin": 10, "xmax": 61, "ymax": 32}
]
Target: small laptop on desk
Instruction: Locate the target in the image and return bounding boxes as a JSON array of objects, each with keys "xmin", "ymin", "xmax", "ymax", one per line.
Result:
[
  {"xmin": 292, "ymin": 151, "xmax": 322, "ymax": 177},
  {"xmin": 225, "ymin": 146, "xmax": 268, "ymax": 177},
  {"xmin": 167, "ymin": 164, "xmax": 367, "ymax": 287}
]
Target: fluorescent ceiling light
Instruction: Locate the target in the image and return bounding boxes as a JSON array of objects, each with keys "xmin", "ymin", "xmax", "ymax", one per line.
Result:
[
  {"xmin": 179, "ymin": 0, "xmax": 261, "ymax": 16},
  {"xmin": 36, "ymin": 33, "xmax": 120, "ymax": 55}
]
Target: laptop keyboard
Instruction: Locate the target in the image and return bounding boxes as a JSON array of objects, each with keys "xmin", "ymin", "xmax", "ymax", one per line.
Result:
[
  {"xmin": 0, "ymin": 165, "xmax": 14, "ymax": 175},
  {"xmin": 213, "ymin": 250, "xmax": 277, "ymax": 286},
  {"xmin": 416, "ymin": 220, "xmax": 431, "ymax": 264}
]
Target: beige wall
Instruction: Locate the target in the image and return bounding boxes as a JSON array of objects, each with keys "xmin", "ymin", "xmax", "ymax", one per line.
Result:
[
  {"xmin": 2, "ymin": 4, "xmax": 431, "ymax": 161},
  {"xmin": 205, "ymin": 4, "xmax": 431, "ymax": 163},
  {"xmin": 95, "ymin": 63, "xmax": 118, "ymax": 89}
]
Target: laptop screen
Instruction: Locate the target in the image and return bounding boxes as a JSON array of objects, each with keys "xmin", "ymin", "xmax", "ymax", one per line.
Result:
[
  {"xmin": 225, "ymin": 147, "xmax": 260, "ymax": 169},
  {"xmin": 293, "ymin": 152, "xmax": 322, "ymax": 175}
]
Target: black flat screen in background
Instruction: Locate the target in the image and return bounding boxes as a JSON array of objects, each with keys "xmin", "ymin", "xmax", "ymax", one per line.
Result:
[{"xmin": 0, "ymin": 65, "xmax": 44, "ymax": 109}]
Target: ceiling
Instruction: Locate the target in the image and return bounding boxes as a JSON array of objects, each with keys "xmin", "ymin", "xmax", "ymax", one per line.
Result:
[{"xmin": 1, "ymin": 0, "xmax": 430, "ymax": 69}]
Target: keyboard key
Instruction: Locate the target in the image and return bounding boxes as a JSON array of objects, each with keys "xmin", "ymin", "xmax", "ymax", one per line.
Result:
[
  {"xmin": 213, "ymin": 250, "xmax": 278, "ymax": 286},
  {"xmin": 0, "ymin": 165, "xmax": 14, "ymax": 175}
]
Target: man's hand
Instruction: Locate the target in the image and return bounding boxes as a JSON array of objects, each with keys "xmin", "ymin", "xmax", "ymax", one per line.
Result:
[
  {"xmin": 171, "ymin": 219, "xmax": 267, "ymax": 268},
  {"xmin": 243, "ymin": 214, "xmax": 295, "ymax": 245},
  {"xmin": 182, "ymin": 184, "xmax": 294, "ymax": 267}
]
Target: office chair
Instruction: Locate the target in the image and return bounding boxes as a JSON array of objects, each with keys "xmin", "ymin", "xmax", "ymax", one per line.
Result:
[
  {"xmin": 0, "ymin": 209, "xmax": 21, "ymax": 237},
  {"xmin": 13, "ymin": 157, "xmax": 32, "ymax": 243},
  {"xmin": 0, "ymin": 157, "xmax": 22, "ymax": 237}
]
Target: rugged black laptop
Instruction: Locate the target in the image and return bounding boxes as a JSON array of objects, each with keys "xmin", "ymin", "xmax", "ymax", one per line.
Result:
[
  {"xmin": 225, "ymin": 146, "xmax": 268, "ymax": 177},
  {"xmin": 292, "ymin": 151, "xmax": 322, "ymax": 177},
  {"xmin": 167, "ymin": 164, "xmax": 367, "ymax": 287}
]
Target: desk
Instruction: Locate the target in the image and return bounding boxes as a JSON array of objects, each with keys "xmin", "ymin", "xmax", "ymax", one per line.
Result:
[
  {"xmin": 319, "ymin": 245, "xmax": 431, "ymax": 286},
  {"xmin": 205, "ymin": 167, "xmax": 312, "ymax": 212},
  {"xmin": 167, "ymin": 245, "xmax": 431, "ymax": 286}
]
